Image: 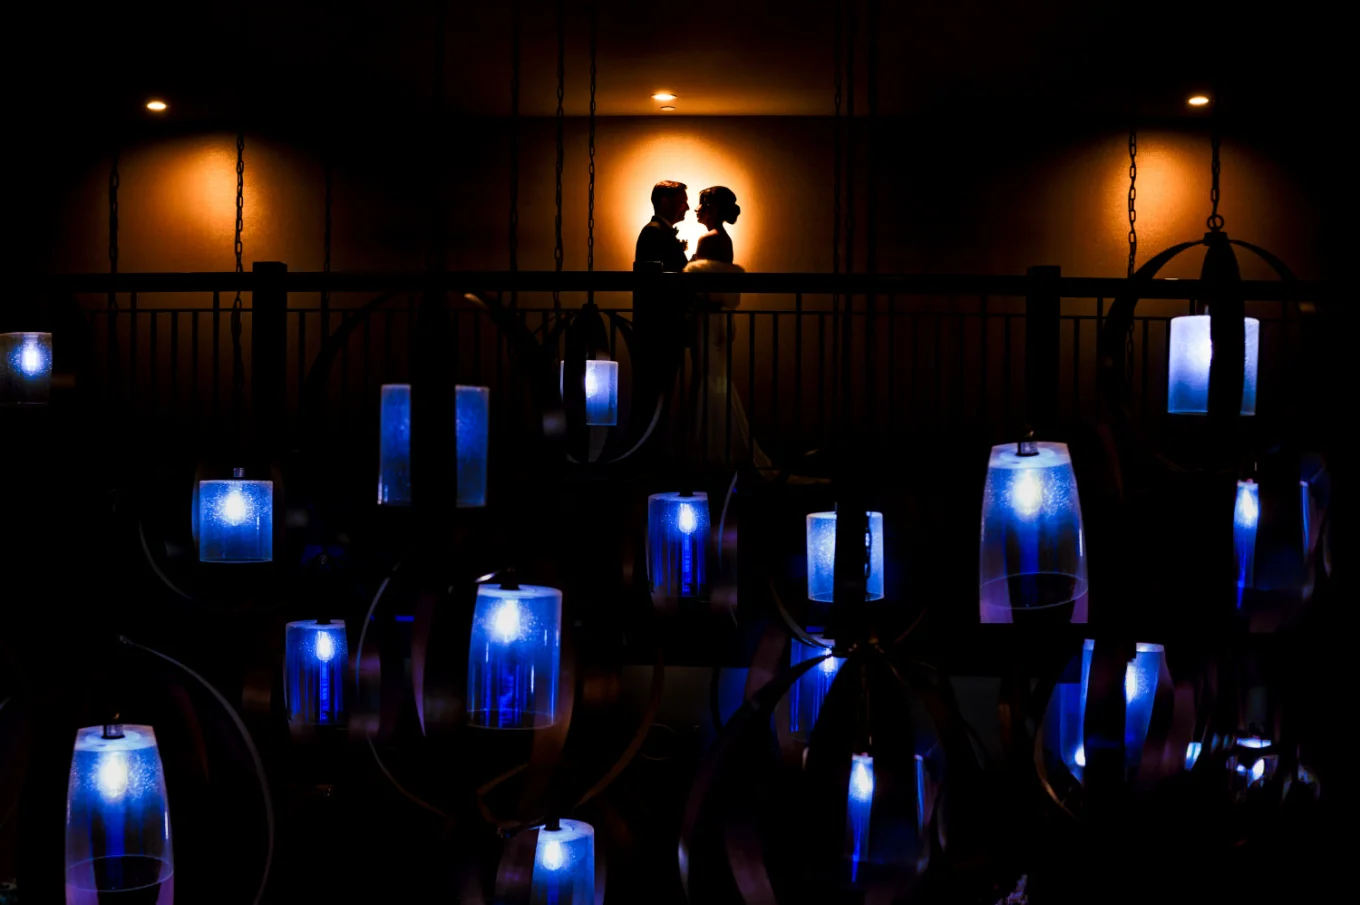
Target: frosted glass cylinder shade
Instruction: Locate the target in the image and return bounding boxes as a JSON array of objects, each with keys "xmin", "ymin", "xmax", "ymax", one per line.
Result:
[
  {"xmin": 845, "ymin": 753, "xmax": 874, "ymax": 882},
  {"xmin": 376, "ymin": 383, "xmax": 490, "ymax": 508},
  {"xmin": 467, "ymin": 584, "xmax": 562, "ymax": 729},
  {"xmin": 285, "ymin": 621, "xmax": 348, "ymax": 726},
  {"xmin": 1, "ymin": 331, "xmax": 53, "ymax": 405},
  {"xmin": 1166, "ymin": 315, "xmax": 1259, "ymax": 415},
  {"xmin": 806, "ymin": 511, "xmax": 885, "ymax": 603},
  {"xmin": 559, "ymin": 360, "xmax": 619, "ymax": 426},
  {"xmin": 1234, "ymin": 480, "xmax": 1259, "ymax": 591},
  {"xmin": 979, "ymin": 442, "xmax": 1087, "ymax": 624},
  {"xmin": 531, "ymin": 820, "xmax": 595, "ymax": 905},
  {"xmin": 198, "ymin": 478, "xmax": 273, "ymax": 563},
  {"xmin": 789, "ymin": 635, "xmax": 845, "ymax": 738},
  {"xmin": 648, "ymin": 492, "xmax": 710, "ymax": 600},
  {"xmin": 65, "ymin": 726, "xmax": 174, "ymax": 905},
  {"xmin": 1053, "ymin": 641, "xmax": 1165, "ymax": 777}
]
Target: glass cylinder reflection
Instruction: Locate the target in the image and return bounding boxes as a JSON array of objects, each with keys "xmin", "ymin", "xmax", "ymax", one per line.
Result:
[
  {"xmin": 198, "ymin": 476, "xmax": 273, "ymax": 563},
  {"xmin": 648, "ymin": 492, "xmax": 710, "ymax": 600},
  {"xmin": 979, "ymin": 442, "xmax": 1087, "ymax": 624},
  {"xmin": 467, "ymin": 584, "xmax": 562, "ymax": 729},
  {"xmin": 845, "ymin": 753, "xmax": 874, "ymax": 882},
  {"xmin": 376, "ymin": 383, "xmax": 490, "ymax": 508},
  {"xmin": 806, "ymin": 511, "xmax": 885, "ymax": 603},
  {"xmin": 531, "ymin": 820, "xmax": 595, "ymax": 905},
  {"xmin": 1166, "ymin": 314, "xmax": 1260, "ymax": 415},
  {"xmin": 1234, "ymin": 480, "xmax": 1259, "ymax": 592},
  {"xmin": 1, "ymin": 331, "xmax": 53, "ymax": 406},
  {"xmin": 65, "ymin": 725, "xmax": 174, "ymax": 905},
  {"xmin": 285, "ymin": 621, "xmax": 348, "ymax": 726},
  {"xmin": 559, "ymin": 360, "xmax": 619, "ymax": 426},
  {"xmin": 1051, "ymin": 641, "xmax": 1165, "ymax": 778},
  {"xmin": 788, "ymin": 635, "xmax": 845, "ymax": 739},
  {"xmin": 455, "ymin": 385, "xmax": 490, "ymax": 508},
  {"xmin": 377, "ymin": 384, "xmax": 412, "ymax": 505}
]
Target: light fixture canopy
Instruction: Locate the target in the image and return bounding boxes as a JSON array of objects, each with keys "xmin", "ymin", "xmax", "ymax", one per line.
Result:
[{"xmin": 651, "ymin": 92, "xmax": 677, "ymax": 101}]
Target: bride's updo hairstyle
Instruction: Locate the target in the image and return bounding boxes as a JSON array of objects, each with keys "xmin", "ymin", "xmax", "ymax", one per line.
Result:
[{"xmin": 700, "ymin": 186, "xmax": 741, "ymax": 224}]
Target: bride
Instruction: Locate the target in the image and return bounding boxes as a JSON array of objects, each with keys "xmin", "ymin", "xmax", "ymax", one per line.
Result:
[{"xmin": 683, "ymin": 186, "xmax": 773, "ymax": 470}]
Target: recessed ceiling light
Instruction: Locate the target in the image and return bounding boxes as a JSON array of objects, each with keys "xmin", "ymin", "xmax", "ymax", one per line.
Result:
[
  {"xmin": 660, "ymin": 105, "xmax": 676, "ymax": 111},
  {"xmin": 652, "ymin": 93, "xmax": 677, "ymax": 102},
  {"xmin": 146, "ymin": 99, "xmax": 168, "ymax": 112},
  {"xmin": 1187, "ymin": 95, "xmax": 1210, "ymax": 107}
]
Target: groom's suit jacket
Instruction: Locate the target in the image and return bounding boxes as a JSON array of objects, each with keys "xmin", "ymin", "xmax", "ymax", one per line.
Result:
[{"xmin": 634, "ymin": 217, "xmax": 690, "ymax": 273}]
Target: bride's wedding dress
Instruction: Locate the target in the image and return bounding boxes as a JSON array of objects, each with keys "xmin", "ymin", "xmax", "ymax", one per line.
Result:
[{"xmin": 682, "ymin": 258, "xmax": 773, "ymax": 470}]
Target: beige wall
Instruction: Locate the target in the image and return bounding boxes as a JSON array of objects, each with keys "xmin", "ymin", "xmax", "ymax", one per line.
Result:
[{"xmin": 47, "ymin": 116, "xmax": 1327, "ymax": 285}]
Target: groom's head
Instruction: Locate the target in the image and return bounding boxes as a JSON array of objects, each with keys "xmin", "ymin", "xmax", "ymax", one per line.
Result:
[{"xmin": 650, "ymin": 181, "xmax": 689, "ymax": 224}]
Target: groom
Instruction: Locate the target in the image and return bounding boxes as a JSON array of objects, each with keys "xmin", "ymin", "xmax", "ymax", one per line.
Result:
[
  {"xmin": 632, "ymin": 181, "xmax": 691, "ymax": 423},
  {"xmin": 634, "ymin": 180, "xmax": 690, "ymax": 272}
]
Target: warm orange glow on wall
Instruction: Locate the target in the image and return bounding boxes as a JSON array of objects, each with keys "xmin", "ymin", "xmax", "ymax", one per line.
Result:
[
  {"xmin": 612, "ymin": 132, "xmax": 759, "ymax": 270},
  {"xmin": 146, "ymin": 100, "xmax": 168, "ymax": 112}
]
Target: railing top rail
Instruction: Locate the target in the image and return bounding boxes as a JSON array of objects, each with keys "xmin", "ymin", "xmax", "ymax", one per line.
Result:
[{"xmin": 43, "ymin": 270, "xmax": 1329, "ymax": 302}]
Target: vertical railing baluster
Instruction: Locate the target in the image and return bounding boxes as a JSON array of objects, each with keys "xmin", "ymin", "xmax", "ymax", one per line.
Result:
[
  {"xmin": 384, "ymin": 307, "xmax": 394, "ymax": 383},
  {"xmin": 771, "ymin": 312, "xmax": 780, "ymax": 449},
  {"xmin": 191, "ymin": 310, "xmax": 200, "ymax": 431},
  {"xmin": 1141, "ymin": 317, "xmax": 1150, "ymax": 426},
  {"xmin": 726, "ymin": 310, "xmax": 734, "ymax": 467},
  {"xmin": 129, "ymin": 291, "xmax": 139, "ymax": 409},
  {"xmin": 297, "ymin": 308, "xmax": 307, "ymax": 403},
  {"xmin": 363, "ymin": 307, "xmax": 372, "ymax": 412},
  {"xmin": 212, "ymin": 291, "xmax": 221, "ymax": 425},
  {"xmin": 149, "ymin": 310, "xmax": 158, "ymax": 418},
  {"xmin": 170, "ymin": 310, "xmax": 180, "ymax": 418},
  {"xmin": 886, "ymin": 294, "xmax": 895, "ymax": 428},
  {"xmin": 1073, "ymin": 316, "xmax": 1081, "ymax": 420},
  {"xmin": 934, "ymin": 308, "xmax": 943, "ymax": 425},
  {"xmin": 816, "ymin": 311, "xmax": 826, "ymax": 443},
  {"xmin": 910, "ymin": 312, "xmax": 919, "ymax": 421},
  {"xmin": 794, "ymin": 293, "xmax": 803, "ymax": 448},
  {"xmin": 473, "ymin": 310, "xmax": 484, "ymax": 382},
  {"xmin": 979, "ymin": 295, "xmax": 989, "ymax": 425},
  {"xmin": 956, "ymin": 295, "xmax": 966, "ymax": 427},
  {"xmin": 748, "ymin": 312, "xmax": 757, "ymax": 447},
  {"xmin": 1002, "ymin": 314, "xmax": 1012, "ymax": 430}
]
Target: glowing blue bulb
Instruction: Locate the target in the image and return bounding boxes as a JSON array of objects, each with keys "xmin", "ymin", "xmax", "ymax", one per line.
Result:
[
  {"xmin": 540, "ymin": 838, "xmax": 565, "ymax": 871},
  {"xmin": 1249, "ymin": 758, "xmax": 1266, "ymax": 782},
  {"xmin": 1074, "ymin": 745, "xmax": 1086, "ymax": 768},
  {"xmin": 492, "ymin": 599, "xmax": 523, "ymax": 643},
  {"xmin": 1238, "ymin": 736, "xmax": 1270, "ymax": 749},
  {"xmin": 1010, "ymin": 469, "xmax": 1043, "ymax": 518},
  {"xmin": 221, "ymin": 487, "xmax": 249, "ymax": 526},
  {"xmin": 1124, "ymin": 663, "xmax": 1139, "ymax": 702},
  {"xmin": 96, "ymin": 753, "xmax": 130, "ymax": 802},
  {"xmin": 1185, "ymin": 742, "xmax": 1203, "ymax": 770},
  {"xmin": 850, "ymin": 758, "xmax": 874, "ymax": 802},
  {"xmin": 20, "ymin": 342, "xmax": 41, "ymax": 375},
  {"xmin": 820, "ymin": 654, "xmax": 839, "ymax": 675},
  {"xmin": 677, "ymin": 502, "xmax": 698, "ymax": 535},
  {"xmin": 1236, "ymin": 485, "xmax": 1259, "ymax": 528},
  {"xmin": 315, "ymin": 631, "xmax": 335, "ymax": 663}
]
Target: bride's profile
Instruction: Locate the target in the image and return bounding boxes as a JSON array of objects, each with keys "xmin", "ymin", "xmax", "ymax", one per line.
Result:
[{"xmin": 683, "ymin": 186, "xmax": 772, "ymax": 470}]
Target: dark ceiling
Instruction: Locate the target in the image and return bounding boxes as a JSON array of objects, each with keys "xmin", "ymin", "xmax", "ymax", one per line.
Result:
[{"xmin": 28, "ymin": 0, "xmax": 1336, "ymax": 128}]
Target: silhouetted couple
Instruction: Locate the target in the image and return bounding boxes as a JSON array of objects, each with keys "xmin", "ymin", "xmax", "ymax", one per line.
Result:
[{"xmin": 634, "ymin": 181, "xmax": 769, "ymax": 469}]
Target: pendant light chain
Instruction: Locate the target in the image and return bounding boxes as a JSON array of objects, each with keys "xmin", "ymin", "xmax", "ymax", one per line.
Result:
[
  {"xmin": 865, "ymin": 0, "xmax": 878, "ymax": 276},
  {"xmin": 428, "ymin": 0, "xmax": 447, "ymax": 272},
  {"xmin": 587, "ymin": 0, "xmax": 597, "ymax": 305},
  {"xmin": 231, "ymin": 127, "xmax": 246, "ymax": 423},
  {"xmin": 509, "ymin": 0, "xmax": 521, "ymax": 307},
  {"xmin": 553, "ymin": 0, "xmax": 565, "ymax": 312},
  {"xmin": 1127, "ymin": 118, "xmax": 1137, "ymax": 277},
  {"xmin": 1207, "ymin": 101, "xmax": 1224, "ymax": 231},
  {"xmin": 832, "ymin": 0, "xmax": 842, "ymax": 278},
  {"xmin": 109, "ymin": 147, "xmax": 120, "ymax": 278},
  {"xmin": 843, "ymin": 0, "xmax": 856, "ymax": 277},
  {"xmin": 1124, "ymin": 110, "xmax": 1138, "ymax": 403}
]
